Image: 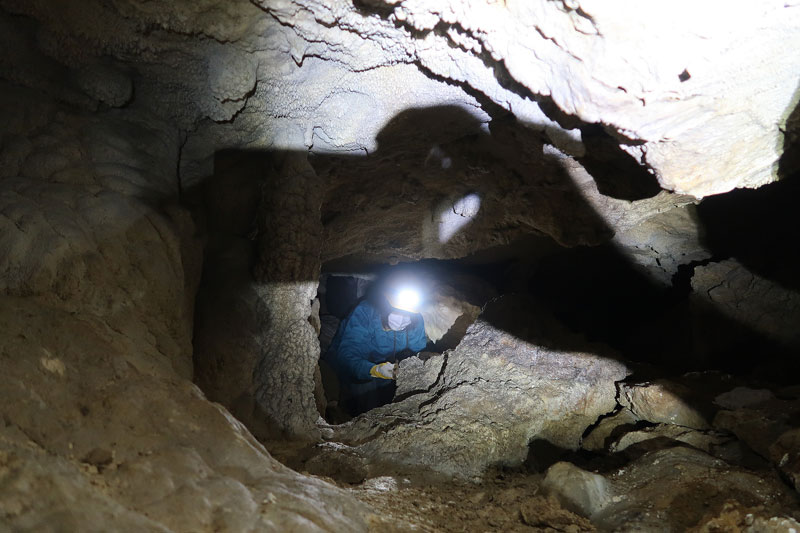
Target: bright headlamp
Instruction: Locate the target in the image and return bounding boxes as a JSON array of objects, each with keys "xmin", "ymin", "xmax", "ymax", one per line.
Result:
[
  {"xmin": 396, "ymin": 288, "xmax": 420, "ymax": 311},
  {"xmin": 388, "ymin": 286, "xmax": 422, "ymax": 313}
]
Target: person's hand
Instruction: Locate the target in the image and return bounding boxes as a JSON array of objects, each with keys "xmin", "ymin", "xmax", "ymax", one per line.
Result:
[{"xmin": 369, "ymin": 362, "xmax": 395, "ymax": 380}]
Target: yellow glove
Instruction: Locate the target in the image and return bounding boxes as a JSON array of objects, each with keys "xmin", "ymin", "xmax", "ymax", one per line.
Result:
[{"xmin": 369, "ymin": 362, "xmax": 395, "ymax": 380}]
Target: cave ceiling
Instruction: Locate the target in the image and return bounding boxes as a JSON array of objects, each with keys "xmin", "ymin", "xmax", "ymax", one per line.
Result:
[{"xmin": 1, "ymin": 0, "xmax": 798, "ymax": 266}]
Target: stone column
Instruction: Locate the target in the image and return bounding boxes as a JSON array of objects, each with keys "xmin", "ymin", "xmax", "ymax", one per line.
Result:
[{"xmin": 253, "ymin": 152, "xmax": 324, "ymax": 440}]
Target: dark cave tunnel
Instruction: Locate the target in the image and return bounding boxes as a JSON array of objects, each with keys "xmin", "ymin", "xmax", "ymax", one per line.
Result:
[{"xmin": 312, "ymin": 172, "xmax": 800, "ymax": 424}]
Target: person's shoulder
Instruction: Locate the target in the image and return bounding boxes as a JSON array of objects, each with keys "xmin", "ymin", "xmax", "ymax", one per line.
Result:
[{"xmin": 351, "ymin": 299, "xmax": 378, "ymax": 319}]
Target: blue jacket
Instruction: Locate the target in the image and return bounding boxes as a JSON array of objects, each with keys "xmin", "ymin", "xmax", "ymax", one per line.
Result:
[{"xmin": 327, "ymin": 300, "xmax": 427, "ymax": 382}]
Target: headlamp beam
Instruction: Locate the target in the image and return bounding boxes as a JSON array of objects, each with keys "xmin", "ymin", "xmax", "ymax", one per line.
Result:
[{"xmin": 392, "ymin": 287, "xmax": 421, "ymax": 313}]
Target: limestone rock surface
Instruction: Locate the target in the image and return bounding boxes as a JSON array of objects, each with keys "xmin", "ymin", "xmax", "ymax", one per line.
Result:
[
  {"xmin": 7, "ymin": 0, "xmax": 787, "ymax": 274},
  {"xmin": 591, "ymin": 447, "xmax": 797, "ymax": 530},
  {"xmin": 336, "ymin": 295, "xmax": 629, "ymax": 478},
  {"xmin": 608, "ymin": 424, "xmax": 730, "ymax": 455},
  {"xmin": 261, "ymin": 0, "xmax": 800, "ymax": 197},
  {"xmin": 715, "ymin": 387, "xmax": 776, "ymax": 410},
  {"xmin": 395, "ymin": 354, "xmax": 444, "ymax": 400},
  {"xmin": 0, "ymin": 271, "xmax": 368, "ymax": 532},
  {"xmin": 619, "ymin": 380, "xmax": 711, "ymax": 430},
  {"xmin": 2, "ymin": 0, "xmax": 798, "ymax": 273},
  {"xmin": 523, "ymin": 447, "xmax": 800, "ymax": 530},
  {"xmin": 2, "ymin": 0, "xmax": 800, "ymax": 529},
  {"xmin": 192, "ymin": 237, "xmax": 269, "ymax": 432},
  {"xmin": 581, "ymin": 408, "xmax": 638, "ymax": 452},
  {"xmin": 713, "ymin": 390, "xmax": 800, "ymax": 493},
  {"xmin": 252, "ymin": 154, "xmax": 326, "ymax": 440},
  {"xmin": 771, "ymin": 429, "xmax": 800, "ymax": 494},
  {"xmin": 613, "ymin": 204, "xmax": 710, "ymax": 286},
  {"xmin": 542, "ymin": 462, "xmax": 613, "ymax": 518},
  {"xmin": 691, "ymin": 259, "xmax": 800, "ymax": 349},
  {"xmin": 316, "ymin": 115, "xmax": 695, "ymax": 264},
  {"xmin": 0, "ymin": 65, "xmax": 370, "ymax": 530}
]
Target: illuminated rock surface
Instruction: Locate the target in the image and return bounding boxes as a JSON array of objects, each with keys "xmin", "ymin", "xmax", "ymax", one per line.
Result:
[
  {"xmin": 259, "ymin": 0, "xmax": 800, "ymax": 197},
  {"xmin": 619, "ymin": 380, "xmax": 711, "ymax": 430},
  {"xmin": 1, "ymin": 0, "xmax": 800, "ymax": 530},
  {"xmin": 332, "ymin": 296, "xmax": 629, "ymax": 478},
  {"xmin": 553, "ymin": 447, "xmax": 798, "ymax": 531}
]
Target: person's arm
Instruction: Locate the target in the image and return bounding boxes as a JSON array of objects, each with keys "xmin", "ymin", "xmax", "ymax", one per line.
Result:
[{"xmin": 336, "ymin": 304, "xmax": 379, "ymax": 381}]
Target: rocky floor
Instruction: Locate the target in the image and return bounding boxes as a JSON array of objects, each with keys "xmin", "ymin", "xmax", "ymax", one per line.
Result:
[
  {"xmin": 268, "ymin": 443, "xmax": 800, "ymax": 532},
  {"xmin": 351, "ymin": 470, "xmax": 591, "ymax": 533},
  {"xmin": 269, "ymin": 441, "xmax": 800, "ymax": 532},
  {"xmin": 266, "ymin": 369, "xmax": 800, "ymax": 532},
  {"xmin": 265, "ymin": 444, "xmax": 592, "ymax": 533}
]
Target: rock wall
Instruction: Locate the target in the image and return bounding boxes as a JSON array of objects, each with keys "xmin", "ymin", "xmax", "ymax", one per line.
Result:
[
  {"xmin": 0, "ymin": 106, "xmax": 369, "ymax": 531},
  {"xmin": 0, "ymin": 299, "xmax": 369, "ymax": 531},
  {"xmin": 261, "ymin": 0, "xmax": 800, "ymax": 197},
  {"xmin": 6, "ymin": 0, "xmax": 795, "ymax": 265},
  {"xmin": 688, "ymin": 259, "xmax": 800, "ymax": 373},
  {"xmin": 691, "ymin": 259, "xmax": 800, "ymax": 349},
  {"xmin": 335, "ymin": 296, "xmax": 629, "ymax": 479},
  {"xmin": 0, "ymin": 5, "xmax": 370, "ymax": 527},
  {"xmin": 251, "ymin": 154, "xmax": 326, "ymax": 439}
]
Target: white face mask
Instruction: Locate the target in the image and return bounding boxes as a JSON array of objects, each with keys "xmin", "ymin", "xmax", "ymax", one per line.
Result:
[{"xmin": 387, "ymin": 312, "xmax": 411, "ymax": 331}]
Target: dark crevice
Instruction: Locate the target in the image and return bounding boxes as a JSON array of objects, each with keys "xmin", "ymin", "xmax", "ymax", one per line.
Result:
[
  {"xmin": 696, "ymin": 170, "xmax": 800, "ymax": 292},
  {"xmin": 578, "ymin": 124, "xmax": 661, "ymax": 200},
  {"xmin": 778, "ymin": 82, "xmax": 800, "ymax": 180},
  {"xmin": 670, "ymin": 255, "xmax": 725, "ymax": 298},
  {"xmin": 579, "ymin": 404, "xmax": 623, "ymax": 443},
  {"xmin": 176, "ymin": 129, "xmax": 189, "ymax": 200}
]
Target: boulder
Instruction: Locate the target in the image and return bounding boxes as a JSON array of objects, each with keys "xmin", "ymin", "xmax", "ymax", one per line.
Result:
[
  {"xmin": 713, "ymin": 391, "xmax": 800, "ymax": 494},
  {"xmin": 592, "ymin": 447, "xmax": 797, "ymax": 531},
  {"xmin": 619, "ymin": 380, "xmax": 710, "ymax": 430},
  {"xmin": 713, "ymin": 406, "xmax": 794, "ymax": 460},
  {"xmin": 714, "ymin": 387, "xmax": 775, "ymax": 410},
  {"xmin": 395, "ymin": 354, "xmax": 445, "ymax": 399},
  {"xmin": 613, "ymin": 204, "xmax": 710, "ymax": 287},
  {"xmin": 770, "ymin": 429, "xmax": 800, "ymax": 493},
  {"xmin": 336, "ymin": 295, "xmax": 628, "ymax": 478},
  {"xmin": 608, "ymin": 424, "xmax": 730, "ymax": 455},
  {"xmin": 304, "ymin": 443, "xmax": 369, "ymax": 485},
  {"xmin": 691, "ymin": 259, "xmax": 800, "ymax": 352},
  {"xmin": 536, "ymin": 447, "xmax": 800, "ymax": 531},
  {"xmin": 582, "ymin": 408, "xmax": 638, "ymax": 452},
  {"xmin": 542, "ymin": 462, "xmax": 614, "ymax": 518}
]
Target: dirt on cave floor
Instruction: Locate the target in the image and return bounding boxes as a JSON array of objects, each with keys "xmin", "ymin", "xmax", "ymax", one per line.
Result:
[
  {"xmin": 351, "ymin": 471, "xmax": 594, "ymax": 533},
  {"xmin": 266, "ymin": 439, "xmax": 593, "ymax": 532},
  {"xmin": 265, "ymin": 434, "xmax": 800, "ymax": 532}
]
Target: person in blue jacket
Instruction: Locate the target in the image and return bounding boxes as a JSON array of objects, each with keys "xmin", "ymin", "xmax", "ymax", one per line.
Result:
[{"xmin": 326, "ymin": 278, "xmax": 428, "ymax": 415}]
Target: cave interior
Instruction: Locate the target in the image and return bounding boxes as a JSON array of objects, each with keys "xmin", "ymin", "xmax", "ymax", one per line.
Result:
[{"xmin": 2, "ymin": 1, "xmax": 800, "ymax": 531}]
